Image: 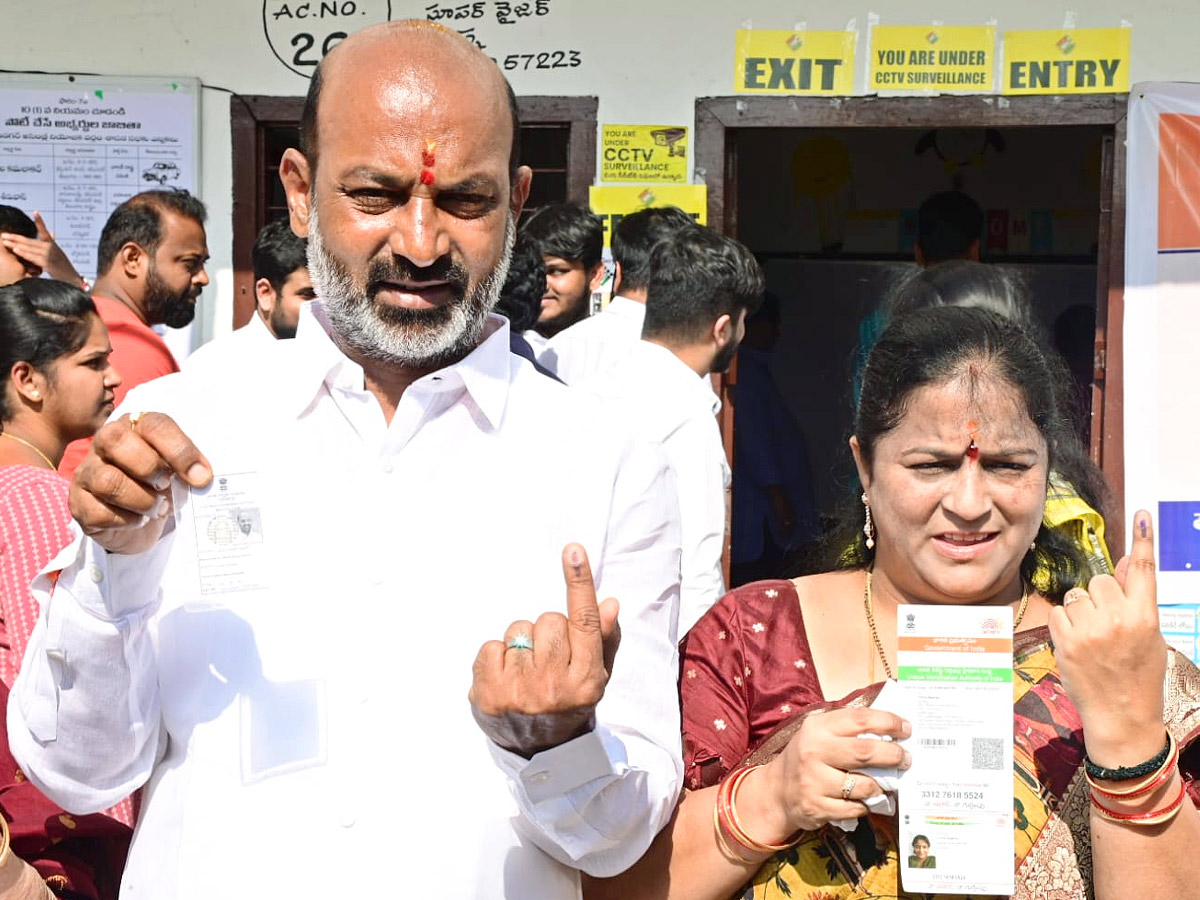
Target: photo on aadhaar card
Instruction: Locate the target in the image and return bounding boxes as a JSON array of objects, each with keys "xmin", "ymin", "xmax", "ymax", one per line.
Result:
[{"xmin": 907, "ymin": 833, "xmax": 936, "ymax": 868}]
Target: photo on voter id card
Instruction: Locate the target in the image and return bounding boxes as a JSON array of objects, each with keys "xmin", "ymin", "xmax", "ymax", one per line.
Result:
[{"xmin": 187, "ymin": 471, "xmax": 271, "ymax": 597}]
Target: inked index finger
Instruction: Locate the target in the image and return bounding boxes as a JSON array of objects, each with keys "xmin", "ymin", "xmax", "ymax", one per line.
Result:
[
  {"xmin": 562, "ymin": 543, "xmax": 603, "ymax": 662},
  {"xmin": 1122, "ymin": 509, "xmax": 1157, "ymax": 608}
]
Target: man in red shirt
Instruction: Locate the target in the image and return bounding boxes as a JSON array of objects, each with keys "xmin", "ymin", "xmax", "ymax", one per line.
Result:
[{"xmin": 59, "ymin": 191, "xmax": 209, "ymax": 478}]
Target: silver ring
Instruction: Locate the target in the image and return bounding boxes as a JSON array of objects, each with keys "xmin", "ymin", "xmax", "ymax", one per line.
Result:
[
  {"xmin": 840, "ymin": 773, "xmax": 857, "ymax": 800},
  {"xmin": 1063, "ymin": 588, "xmax": 1090, "ymax": 606},
  {"xmin": 505, "ymin": 633, "xmax": 534, "ymax": 652}
]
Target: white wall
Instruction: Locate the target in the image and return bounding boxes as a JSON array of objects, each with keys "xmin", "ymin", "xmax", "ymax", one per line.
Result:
[{"xmin": 6, "ymin": 1, "xmax": 1191, "ymax": 343}]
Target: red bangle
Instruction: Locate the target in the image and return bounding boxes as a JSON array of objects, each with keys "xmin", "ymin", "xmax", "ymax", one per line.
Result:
[
  {"xmin": 1087, "ymin": 748, "xmax": 1178, "ymax": 802},
  {"xmin": 715, "ymin": 765, "xmax": 799, "ymax": 855},
  {"xmin": 1090, "ymin": 777, "xmax": 1189, "ymax": 825}
]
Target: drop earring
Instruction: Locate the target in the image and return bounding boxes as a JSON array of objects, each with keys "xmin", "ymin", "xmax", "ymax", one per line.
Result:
[{"xmin": 862, "ymin": 492, "xmax": 875, "ymax": 550}]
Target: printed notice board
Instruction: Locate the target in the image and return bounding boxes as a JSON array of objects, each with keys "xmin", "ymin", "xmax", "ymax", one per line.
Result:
[
  {"xmin": 601, "ymin": 125, "xmax": 688, "ymax": 184},
  {"xmin": 588, "ymin": 184, "xmax": 707, "ymax": 248},
  {"xmin": 734, "ymin": 30, "xmax": 857, "ymax": 95},
  {"xmin": 869, "ymin": 25, "xmax": 995, "ymax": 94},
  {"xmin": 0, "ymin": 74, "xmax": 199, "ymax": 281},
  {"xmin": 1003, "ymin": 29, "xmax": 1130, "ymax": 95}
]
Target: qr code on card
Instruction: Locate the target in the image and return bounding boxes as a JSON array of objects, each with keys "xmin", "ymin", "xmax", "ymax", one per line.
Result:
[{"xmin": 971, "ymin": 737, "xmax": 1004, "ymax": 770}]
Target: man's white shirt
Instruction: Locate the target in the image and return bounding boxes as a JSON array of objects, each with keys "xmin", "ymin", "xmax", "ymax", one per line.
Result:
[
  {"xmin": 182, "ymin": 309, "xmax": 276, "ymax": 370},
  {"xmin": 580, "ymin": 340, "xmax": 729, "ymax": 637},
  {"xmin": 9, "ymin": 303, "xmax": 683, "ymax": 899},
  {"xmin": 539, "ymin": 295, "xmax": 645, "ymax": 384}
]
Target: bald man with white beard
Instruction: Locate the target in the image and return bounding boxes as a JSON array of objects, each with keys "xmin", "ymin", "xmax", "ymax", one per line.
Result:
[{"xmin": 10, "ymin": 22, "xmax": 683, "ymax": 899}]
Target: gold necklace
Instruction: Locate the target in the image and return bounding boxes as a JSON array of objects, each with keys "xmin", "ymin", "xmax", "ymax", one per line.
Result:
[
  {"xmin": 864, "ymin": 571, "xmax": 1029, "ymax": 681},
  {"xmin": 0, "ymin": 432, "xmax": 56, "ymax": 470}
]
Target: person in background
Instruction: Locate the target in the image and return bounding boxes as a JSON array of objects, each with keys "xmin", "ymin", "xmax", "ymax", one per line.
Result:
[
  {"xmin": 58, "ymin": 190, "xmax": 209, "ymax": 478},
  {"xmin": 183, "ymin": 218, "xmax": 313, "ymax": 370},
  {"xmin": 519, "ymin": 202, "xmax": 605, "ymax": 346},
  {"xmin": 495, "ymin": 232, "xmax": 552, "ymax": 371},
  {"xmin": 0, "ymin": 206, "xmax": 85, "ymax": 289},
  {"xmin": 1053, "ymin": 303, "xmax": 1098, "ymax": 443},
  {"xmin": 249, "ymin": 216, "xmax": 314, "ymax": 340},
  {"xmin": 585, "ymin": 307, "xmax": 1200, "ymax": 900},
  {"xmin": 583, "ymin": 226, "xmax": 763, "ymax": 636},
  {"xmin": 913, "ymin": 190, "xmax": 984, "ymax": 266},
  {"xmin": 854, "ymin": 190, "xmax": 985, "ymax": 402},
  {"xmin": 542, "ymin": 205, "xmax": 695, "ymax": 384},
  {"xmin": 730, "ymin": 293, "xmax": 818, "ymax": 586},
  {"xmin": 0, "ymin": 279, "xmax": 130, "ymax": 899}
]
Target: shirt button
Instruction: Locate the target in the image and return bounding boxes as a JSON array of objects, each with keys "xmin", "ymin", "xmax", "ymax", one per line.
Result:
[
  {"xmin": 380, "ymin": 460, "xmax": 394, "ymax": 474},
  {"xmin": 88, "ymin": 565, "xmax": 104, "ymax": 584},
  {"xmin": 338, "ymin": 808, "xmax": 356, "ymax": 828},
  {"xmin": 528, "ymin": 771, "xmax": 550, "ymax": 785}
]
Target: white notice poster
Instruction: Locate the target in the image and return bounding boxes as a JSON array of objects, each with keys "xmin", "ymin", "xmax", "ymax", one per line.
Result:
[{"xmin": 0, "ymin": 74, "xmax": 199, "ymax": 282}]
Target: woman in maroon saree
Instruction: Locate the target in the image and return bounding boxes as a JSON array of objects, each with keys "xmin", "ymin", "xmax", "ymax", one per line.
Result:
[{"xmin": 585, "ymin": 307, "xmax": 1200, "ymax": 900}]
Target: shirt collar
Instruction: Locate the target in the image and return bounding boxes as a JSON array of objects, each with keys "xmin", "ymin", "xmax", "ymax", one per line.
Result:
[
  {"xmin": 604, "ymin": 295, "xmax": 647, "ymax": 319},
  {"xmin": 279, "ymin": 302, "xmax": 513, "ymax": 428}
]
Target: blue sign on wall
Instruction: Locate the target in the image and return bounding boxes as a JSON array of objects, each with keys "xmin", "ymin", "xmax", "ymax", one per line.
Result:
[{"xmin": 1158, "ymin": 501, "xmax": 1200, "ymax": 571}]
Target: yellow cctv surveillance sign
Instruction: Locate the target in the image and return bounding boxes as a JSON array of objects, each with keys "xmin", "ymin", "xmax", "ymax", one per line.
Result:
[
  {"xmin": 601, "ymin": 125, "xmax": 689, "ymax": 183},
  {"xmin": 869, "ymin": 25, "xmax": 995, "ymax": 93}
]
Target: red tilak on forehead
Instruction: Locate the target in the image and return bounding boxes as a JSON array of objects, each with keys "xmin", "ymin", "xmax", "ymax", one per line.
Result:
[{"xmin": 420, "ymin": 138, "xmax": 437, "ymax": 185}]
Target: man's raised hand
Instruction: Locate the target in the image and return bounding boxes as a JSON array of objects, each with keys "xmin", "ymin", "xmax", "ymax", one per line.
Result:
[
  {"xmin": 469, "ymin": 543, "xmax": 620, "ymax": 757},
  {"xmin": 70, "ymin": 412, "xmax": 212, "ymax": 556}
]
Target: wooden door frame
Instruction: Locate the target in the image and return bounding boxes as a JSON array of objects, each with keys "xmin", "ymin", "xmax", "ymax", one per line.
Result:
[
  {"xmin": 697, "ymin": 93, "xmax": 1128, "ymax": 555},
  {"xmin": 229, "ymin": 93, "xmax": 598, "ymax": 329}
]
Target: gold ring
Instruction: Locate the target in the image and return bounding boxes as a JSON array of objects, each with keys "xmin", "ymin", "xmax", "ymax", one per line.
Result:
[
  {"xmin": 840, "ymin": 773, "xmax": 857, "ymax": 800},
  {"xmin": 129, "ymin": 411, "xmax": 145, "ymax": 430}
]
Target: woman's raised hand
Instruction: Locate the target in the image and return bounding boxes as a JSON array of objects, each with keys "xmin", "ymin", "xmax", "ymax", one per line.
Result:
[{"xmin": 1049, "ymin": 510, "xmax": 1169, "ymax": 768}]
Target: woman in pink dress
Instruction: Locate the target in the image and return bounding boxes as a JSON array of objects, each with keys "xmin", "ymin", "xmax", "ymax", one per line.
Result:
[{"xmin": 0, "ymin": 278, "xmax": 129, "ymax": 899}]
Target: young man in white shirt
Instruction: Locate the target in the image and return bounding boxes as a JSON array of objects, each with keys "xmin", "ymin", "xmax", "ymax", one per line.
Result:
[
  {"xmin": 541, "ymin": 205, "xmax": 695, "ymax": 384},
  {"xmin": 183, "ymin": 218, "xmax": 315, "ymax": 370},
  {"xmin": 582, "ymin": 226, "xmax": 764, "ymax": 636},
  {"xmin": 519, "ymin": 202, "xmax": 605, "ymax": 344},
  {"xmin": 10, "ymin": 22, "xmax": 683, "ymax": 900}
]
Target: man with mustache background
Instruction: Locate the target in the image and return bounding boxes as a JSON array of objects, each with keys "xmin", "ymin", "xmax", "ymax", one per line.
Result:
[
  {"xmin": 57, "ymin": 190, "xmax": 210, "ymax": 478},
  {"xmin": 9, "ymin": 21, "xmax": 683, "ymax": 900}
]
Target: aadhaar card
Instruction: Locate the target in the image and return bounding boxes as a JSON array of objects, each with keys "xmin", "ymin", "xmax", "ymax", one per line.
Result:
[{"xmin": 897, "ymin": 605, "xmax": 1014, "ymax": 896}]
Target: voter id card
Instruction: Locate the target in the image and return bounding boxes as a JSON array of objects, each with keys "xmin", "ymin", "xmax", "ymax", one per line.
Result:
[
  {"xmin": 897, "ymin": 605, "xmax": 1014, "ymax": 896},
  {"xmin": 176, "ymin": 470, "xmax": 271, "ymax": 600}
]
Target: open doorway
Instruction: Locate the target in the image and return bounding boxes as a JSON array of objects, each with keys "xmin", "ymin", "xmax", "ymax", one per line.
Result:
[{"xmin": 695, "ymin": 95, "xmax": 1127, "ymax": 578}]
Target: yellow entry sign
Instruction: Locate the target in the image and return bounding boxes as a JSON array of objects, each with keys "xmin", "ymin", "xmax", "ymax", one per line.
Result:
[
  {"xmin": 588, "ymin": 185, "xmax": 707, "ymax": 248},
  {"xmin": 734, "ymin": 30, "xmax": 856, "ymax": 95},
  {"xmin": 870, "ymin": 25, "xmax": 995, "ymax": 93},
  {"xmin": 1003, "ymin": 29, "xmax": 1130, "ymax": 95},
  {"xmin": 601, "ymin": 125, "xmax": 688, "ymax": 184}
]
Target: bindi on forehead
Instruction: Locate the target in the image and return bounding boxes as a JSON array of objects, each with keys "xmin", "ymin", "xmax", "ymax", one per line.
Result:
[{"xmin": 966, "ymin": 419, "xmax": 981, "ymax": 461}]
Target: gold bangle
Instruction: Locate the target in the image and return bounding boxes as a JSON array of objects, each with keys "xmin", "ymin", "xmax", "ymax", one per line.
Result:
[{"xmin": 712, "ymin": 797, "xmax": 757, "ymax": 863}]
